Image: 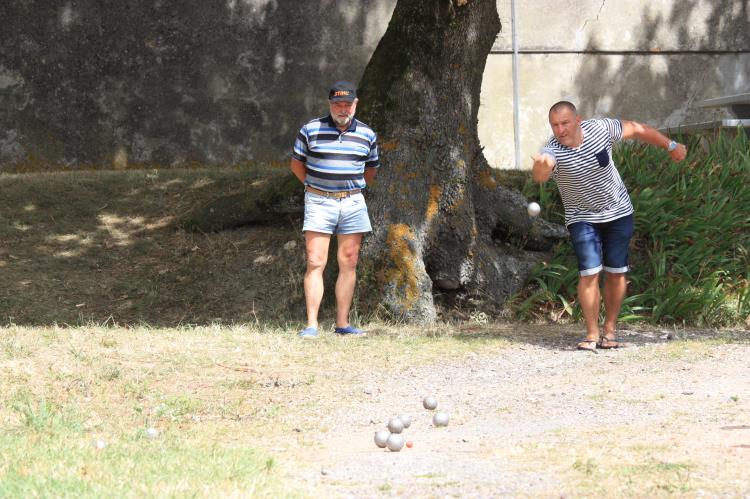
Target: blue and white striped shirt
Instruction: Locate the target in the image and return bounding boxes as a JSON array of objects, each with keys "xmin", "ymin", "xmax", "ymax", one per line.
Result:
[
  {"xmin": 541, "ymin": 118, "xmax": 633, "ymax": 226},
  {"xmin": 292, "ymin": 115, "xmax": 379, "ymax": 192}
]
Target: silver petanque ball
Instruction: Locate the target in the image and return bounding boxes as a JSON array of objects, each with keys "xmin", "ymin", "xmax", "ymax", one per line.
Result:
[
  {"xmin": 527, "ymin": 201, "xmax": 541, "ymax": 217},
  {"xmin": 432, "ymin": 411, "xmax": 449, "ymax": 427},
  {"xmin": 374, "ymin": 430, "xmax": 389, "ymax": 448},
  {"xmin": 423, "ymin": 396, "xmax": 438, "ymax": 410},
  {"xmin": 398, "ymin": 414, "xmax": 412, "ymax": 428},
  {"xmin": 386, "ymin": 433, "xmax": 405, "ymax": 452},
  {"xmin": 387, "ymin": 417, "xmax": 404, "ymax": 434}
]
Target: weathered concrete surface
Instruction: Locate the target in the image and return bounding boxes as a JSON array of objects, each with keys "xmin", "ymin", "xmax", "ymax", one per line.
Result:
[
  {"xmin": 481, "ymin": 0, "xmax": 750, "ymax": 168},
  {"xmin": 1, "ymin": 0, "xmax": 748, "ymax": 170},
  {"xmin": 0, "ymin": 0, "xmax": 397, "ymax": 168}
]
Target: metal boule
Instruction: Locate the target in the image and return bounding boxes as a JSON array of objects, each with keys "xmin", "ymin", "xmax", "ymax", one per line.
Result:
[
  {"xmin": 374, "ymin": 430, "xmax": 389, "ymax": 448},
  {"xmin": 432, "ymin": 411, "xmax": 449, "ymax": 427},
  {"xmin": 423, "ymin": 396, "xmax": 438, "ymax": 410},
  {"xmin": 398, "ymin": 414, "xmax": 412, "ymax": 428},
  {"xmin": 387, "ymin": 417, "xmax": 404, "ymax": 434},
  {"xmin": 386, "ymin": 433, "xmax": 404, "ymax": 452}
]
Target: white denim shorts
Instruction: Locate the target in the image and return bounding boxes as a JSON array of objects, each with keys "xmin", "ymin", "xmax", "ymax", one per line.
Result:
[{"xmin": 302, "ymin": 192, "xmax": 372, "ymax": 234}]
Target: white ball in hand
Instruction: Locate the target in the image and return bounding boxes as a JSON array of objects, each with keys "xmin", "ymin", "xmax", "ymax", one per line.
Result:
[{"xmin": 527, "ymin": 202, "xmax": 541, "ymax": 217}]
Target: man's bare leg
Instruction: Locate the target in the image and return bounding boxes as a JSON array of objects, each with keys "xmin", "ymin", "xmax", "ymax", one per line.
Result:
[
  {"xmin": 578, "ymin": 273, "xmax": 601, "ymax": 348},
  {"xmin": 304, "ymin": 231, "xmax": 331, "ymax": 329},
  {"xmin": 602, "ymin": 271, "xmax": 627, "ymax": 340},
  {"xmin": 334, "ymin": 233, "xmax": 363, "ymax": 328}
]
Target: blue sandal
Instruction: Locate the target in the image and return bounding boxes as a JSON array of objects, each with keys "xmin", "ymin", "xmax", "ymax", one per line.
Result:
[
  {"xmin": 298, "ymin": 326, "xmax": 318, "ymax": 338},
  {"xmin": 334, "ymin": 325, "xmax": 366, "ymax": 336}
]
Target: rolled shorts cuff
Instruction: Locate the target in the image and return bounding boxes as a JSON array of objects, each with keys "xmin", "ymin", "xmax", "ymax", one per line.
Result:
[
  {"xmin": 603, "ymin": 265, "xmax": 629, "ymax": 274},
  {"xmin": 579, "ymin": 265, "xmax": 602, "ymax": 277}
]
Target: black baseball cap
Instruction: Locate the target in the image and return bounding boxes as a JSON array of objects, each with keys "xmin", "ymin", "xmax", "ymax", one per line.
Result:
[{"xmin": 328, "ymin": 81, "xmax": 357, "ymax": 102}]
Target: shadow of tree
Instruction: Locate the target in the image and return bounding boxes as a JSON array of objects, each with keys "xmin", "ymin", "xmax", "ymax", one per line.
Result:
[
  {"xmin": 0, "ymin": 0, "xmax": 396, "ymax": 168},
  {"xmin": 0, "ymin": 169, "xmax": 309, "ymax": 327},
  {"xmin": 573, "ymin": 0, "xmax": 750, "ymax": 126}
]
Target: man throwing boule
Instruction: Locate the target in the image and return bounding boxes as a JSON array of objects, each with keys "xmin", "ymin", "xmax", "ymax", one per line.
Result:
[{"xmin": 532, "ymin": 101, "xmax": 687, "ymax": 351}]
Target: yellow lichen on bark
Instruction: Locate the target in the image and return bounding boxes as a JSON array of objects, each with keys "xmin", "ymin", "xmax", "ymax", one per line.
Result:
[
  {"xmin": 425, "ymin": 185, "xmax": 442, "ymax": 222},
  {"xmin": 384, "ymin": 224, "xmax": 420, "ymax": 308},
  {"xmin": 380, "ymin": 139, "xmax": 400, "ymax": 153}
]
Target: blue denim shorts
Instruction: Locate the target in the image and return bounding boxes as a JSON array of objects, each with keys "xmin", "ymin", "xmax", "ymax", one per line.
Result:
[
  {"xmin": 567, "ymin": 214, "xmax": 634, "ymax": 276},
  {"xmin": 302, "ymin": 192, "xmax": 372, "ymax": 234}
]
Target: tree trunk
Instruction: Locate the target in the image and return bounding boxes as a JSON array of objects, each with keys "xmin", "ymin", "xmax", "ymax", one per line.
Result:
[{"xmin": 356, "ymin": 0, "xmax": 565, "ymax": 324}]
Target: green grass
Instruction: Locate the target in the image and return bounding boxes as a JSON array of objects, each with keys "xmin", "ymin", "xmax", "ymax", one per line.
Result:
[
  {"xmin": 515, "ymin": 129, "xmax": 750, "ymax": 327},
  {"xmin": 1, "ymin": 385, "xmax": 282, "ymax": 498},
  {"xmin": 0, "ymin": 431, "xmax": 279, "ymax": 498}
]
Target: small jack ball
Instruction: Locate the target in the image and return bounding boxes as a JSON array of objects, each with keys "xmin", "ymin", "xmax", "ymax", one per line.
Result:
[
  {"xmin": 527, "ymin": 202, "xmax": 541, "ymax": 217},
  {"xmin": 406, "ymin": 440, "xmax": 413, "ymax": 448}
]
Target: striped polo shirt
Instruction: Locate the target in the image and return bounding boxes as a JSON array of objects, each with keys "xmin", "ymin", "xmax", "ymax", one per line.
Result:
[
  {"xmin": 292, "ymin": 115, "xmax": 379, "ymax": 192},
  {"xmin": 541, "ymin": 118, "xmax": 634, "ymax": 226}
]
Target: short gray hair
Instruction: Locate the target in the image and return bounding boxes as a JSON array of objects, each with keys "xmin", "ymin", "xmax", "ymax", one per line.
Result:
[{"xmin": 549, "ymin": 101, "xmax": 577, "ymax": 116}]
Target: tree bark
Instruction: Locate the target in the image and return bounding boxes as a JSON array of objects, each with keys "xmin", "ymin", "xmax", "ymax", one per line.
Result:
[{"xmin": 356, "ymin": 0, "xmax": 565, "ymax": 324}]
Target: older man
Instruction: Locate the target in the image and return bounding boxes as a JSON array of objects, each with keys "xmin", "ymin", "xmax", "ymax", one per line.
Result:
[
  {"xmin": 532, "ymin": 101, "xmax": 687, "ymax": 351},
  {"xmin": 290, "ymin": 81, "xmax": 379, "ymax": 338}
]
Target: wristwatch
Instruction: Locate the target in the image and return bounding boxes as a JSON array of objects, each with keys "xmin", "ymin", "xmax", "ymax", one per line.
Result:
[{"xmin": 667, "ymin": 140, "xmax": 678, "ymax": 152}]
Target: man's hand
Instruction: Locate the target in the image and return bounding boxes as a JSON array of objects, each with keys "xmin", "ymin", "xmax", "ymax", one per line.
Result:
[
  {"xmin": 670, "ymin": 143, "xmax": 687, "ymax": 162},
  {"xmin": 531, "ymin": 153, "xmax": 555, "ymax": 183}
]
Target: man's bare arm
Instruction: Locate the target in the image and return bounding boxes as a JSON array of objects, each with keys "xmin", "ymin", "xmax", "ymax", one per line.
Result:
[
  {"xmin": 290, "ymin": 158, "xmax": 306, "ymax": 183},
  {"xmin": 364, "ymin": 166, "xmax": 377, "ymax": 184},
  {"xmin": 620, "ymin": 120, "xmax": 687, "ymax": 162}
]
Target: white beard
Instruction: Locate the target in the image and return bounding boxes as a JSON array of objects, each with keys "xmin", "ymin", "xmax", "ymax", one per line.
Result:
[{"xmin": 333, "ymin": 113, "xmax": 354, "ymax": 127}]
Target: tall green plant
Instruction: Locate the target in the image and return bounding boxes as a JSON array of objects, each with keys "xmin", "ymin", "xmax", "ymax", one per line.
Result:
[{"xmin": 514, "ymin": 129, "xmax": 750, "ymax": 327}]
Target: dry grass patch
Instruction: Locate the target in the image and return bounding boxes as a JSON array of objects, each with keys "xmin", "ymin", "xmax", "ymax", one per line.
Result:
[{"xmin": 0, "ymin": 322, "xmax": 515, "ymax": 497}]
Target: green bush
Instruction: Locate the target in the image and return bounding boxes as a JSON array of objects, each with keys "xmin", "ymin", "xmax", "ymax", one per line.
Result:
[{"xmin": 514, "ymin": 129, "xmax": 750, "ymax": 327}]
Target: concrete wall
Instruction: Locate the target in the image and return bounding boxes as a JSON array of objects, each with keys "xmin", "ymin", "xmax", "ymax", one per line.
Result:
[
  {"xmin": 0, "ymin": 0, "xmax": 397, "ymax": 168},
  {"xmin": 1, "ymin": 0, "xmax": 748, "ymax": 170},
  {"xmin": 480, "ymin": 0, "xmax": 750, "ymax": 169}
]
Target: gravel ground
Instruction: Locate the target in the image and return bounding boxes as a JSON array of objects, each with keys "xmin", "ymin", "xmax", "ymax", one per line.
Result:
[{"xmin": 279, "ymin": 326, "xmax": 750, "ymax": 498}]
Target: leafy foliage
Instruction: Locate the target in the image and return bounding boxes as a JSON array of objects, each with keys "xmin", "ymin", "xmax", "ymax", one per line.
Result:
[{"xmin": 513, "ymin": 129, "xmax": 750, "ymax": 327}]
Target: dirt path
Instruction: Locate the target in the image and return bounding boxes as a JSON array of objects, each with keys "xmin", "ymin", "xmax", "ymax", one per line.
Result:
[{"xmin": 281, "ymin": 326, "xmax": 750, "ymax": 497}]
